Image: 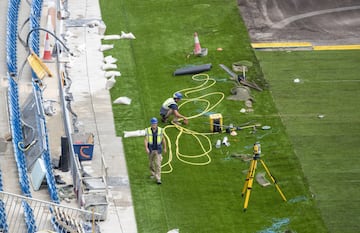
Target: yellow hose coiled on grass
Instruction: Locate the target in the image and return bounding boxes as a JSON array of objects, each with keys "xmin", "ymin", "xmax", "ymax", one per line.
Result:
[{"xmin": 161, "ymin": 73, "xmax": 225, "ymax": 173}]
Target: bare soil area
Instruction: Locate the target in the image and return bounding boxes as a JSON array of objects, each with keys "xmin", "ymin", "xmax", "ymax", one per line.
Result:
[{"xmin": 237, "ymin": 0, "xmax": 360, "ymax": 45}]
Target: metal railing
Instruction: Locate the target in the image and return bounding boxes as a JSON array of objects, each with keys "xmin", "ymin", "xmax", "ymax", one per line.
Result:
[{"xmin": 0, "ymin": 191, "xmax": 102, "ymax": 233}]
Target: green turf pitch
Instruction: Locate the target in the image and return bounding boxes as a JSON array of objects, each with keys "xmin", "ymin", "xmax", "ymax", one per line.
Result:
[
  {"xmin": 256, "ymin": 50, "xmax": 360, "ymax": 233},
  {"xmin": 99, "ymin": 0, "xmax": 335, "ymax": 232}
]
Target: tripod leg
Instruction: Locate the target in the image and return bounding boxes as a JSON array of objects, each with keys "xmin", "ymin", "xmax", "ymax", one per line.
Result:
[
  {"xmin": 259, "ymin": 160, "xmax": 287, "ymax": 202},
  {"xmin": 241, "ymin": 159, "xmax": 255, "ymax": 196},
  {"xmin": 243, "ymin": 159, "xmax": 257, "ymax": 211}
]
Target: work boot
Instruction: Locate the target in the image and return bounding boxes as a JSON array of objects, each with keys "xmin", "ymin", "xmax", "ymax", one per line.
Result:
[{"xmin": 161, "ymin": 115, "xmax": 167, "ymax": 123}]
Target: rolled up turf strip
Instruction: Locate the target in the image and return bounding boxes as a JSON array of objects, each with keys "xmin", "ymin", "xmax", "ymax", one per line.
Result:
[{"xmin": 173, "ymin": 63, "xmax": 212, "ymax": 76}]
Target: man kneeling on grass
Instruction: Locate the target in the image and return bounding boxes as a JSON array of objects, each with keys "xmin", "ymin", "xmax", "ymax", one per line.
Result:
[{"xmin": 159, "ymin": 92, "xmax": 188, "ymax": 125}]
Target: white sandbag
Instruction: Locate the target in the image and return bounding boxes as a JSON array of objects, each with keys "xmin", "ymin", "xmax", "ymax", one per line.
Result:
[
  {"xmin": 105, "ymin": 76, "xmax": 116, "ymax": 90},
  {"xmin": 102, "ymin": 63, "xmax": 117, "ymax": 70},
  {"xmin": 104, "ymin": 71, "xmax": 121, "ymax": 78},
  {"xmin": 103, "ymin": 55, "xmax": 118, "ymax": 64},
  {"xmin": 167, "ymin": 229, "xmax": 179, "ymax": 233},
  {"xmin": 99, "ymin": 44, "xmax": 114, "ymax": 51},
  {"xmin": 120, "ymin": 31, "xmax": 136, "ymax": 39},
  {"xmin": 113, "ymin": 96, "xmax": 131, "ymax": 105},
  {"xmin": 101, "ymin": 35, "xmax": 121, "ymax": 40},
  {"xmin": 123, "ymin": 130, "xmax": 145, "ymax": 138},
  {"xmin": 98, "ymin": 21, "xmax": 107, "ymax": 35}
]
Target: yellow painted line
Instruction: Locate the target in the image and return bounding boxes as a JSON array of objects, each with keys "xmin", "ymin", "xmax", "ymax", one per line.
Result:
[
  {"xmin": 251, "ymin": 42, "xmax": 312, "ymax": 48},
  {"xmin": 313, "ymin": 45, "xmax": 360, "ymax": 50}
]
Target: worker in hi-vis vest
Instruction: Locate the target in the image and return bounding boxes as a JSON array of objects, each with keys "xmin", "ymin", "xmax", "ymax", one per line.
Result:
[
  {"xmin": 160, "ymin": 92, "xmax": 188, "ymax": 125},
  {"xmin": 144, "ymin": 117, "xmax": 167, "ymax": 184}
]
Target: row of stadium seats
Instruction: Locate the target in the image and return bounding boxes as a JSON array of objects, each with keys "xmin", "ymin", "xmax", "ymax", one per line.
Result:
[
  {"xmin": 7, "ymin": 0, "xmax": 36, "ymax": 231},
  {"xmin": 4, "ymin": 0, "xmax": 60, "ymax": 231},
  {"xmin": 0, "ymin": 172, "xmax": 9, "ymax": 232}
]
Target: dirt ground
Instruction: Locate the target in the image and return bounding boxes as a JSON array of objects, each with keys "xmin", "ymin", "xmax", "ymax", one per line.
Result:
[{"xmin": 237, "ymin": 0, "xmax": 360, "ymax": 45}]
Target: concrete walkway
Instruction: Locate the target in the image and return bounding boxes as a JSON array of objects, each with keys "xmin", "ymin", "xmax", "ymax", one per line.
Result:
[
  {"xmin": 62, "ymin": 0, "xmax": 138, "ymax": 231},
  {"xmin": 0, "ymin": 0, "xmax": 138, "ymax": 232}
]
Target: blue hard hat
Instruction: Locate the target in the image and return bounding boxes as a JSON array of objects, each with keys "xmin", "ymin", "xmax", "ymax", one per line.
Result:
[
  {"xmin": 150, "ymin": 117, "xmax": 158, "ymax": 124},
  {"xmin": 173, "ymin": 92, "xmax": 183, "ymax": 99}
]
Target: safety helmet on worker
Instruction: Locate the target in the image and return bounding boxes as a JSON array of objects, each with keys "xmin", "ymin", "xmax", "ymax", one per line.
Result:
[
  {"xmin": 173, "ymin": 92, "xmax": 183, "ymax": 99},
  {"xmin": 150, "ymin": 117, "xmax": 158, "ymax": 124}
]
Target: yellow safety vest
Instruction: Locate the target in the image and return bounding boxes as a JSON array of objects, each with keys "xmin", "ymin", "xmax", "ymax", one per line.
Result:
[{"xmin": 146, "ymin": 127, "xmax": 163, "ymax": 145}]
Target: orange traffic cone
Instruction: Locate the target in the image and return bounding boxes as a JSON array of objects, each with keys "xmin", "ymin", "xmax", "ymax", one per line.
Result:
[
  {"xmin": 43, "ymin": 32, "xmax": 52, "ymax": 61},
  {"xmin": 193, "ymin": 32, "xmax": 207, "ymax": 56},
  {"xmin": 193, "ymin": 32, "xmax": 202, "ymax": 55}
]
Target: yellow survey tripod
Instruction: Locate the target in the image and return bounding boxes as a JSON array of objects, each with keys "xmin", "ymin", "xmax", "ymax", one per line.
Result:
[{"xmin": 241, "ymin": 142, "xmax": 287, "ymax": 211}]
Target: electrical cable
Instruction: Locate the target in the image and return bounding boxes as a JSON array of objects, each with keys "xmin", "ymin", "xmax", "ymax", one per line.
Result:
[{"xmin": 18, "ymin": 139, "xmax": 38, "ymax": 151}]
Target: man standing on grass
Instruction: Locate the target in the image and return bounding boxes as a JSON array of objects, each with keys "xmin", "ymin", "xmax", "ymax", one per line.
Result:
[
  {"xmin": 160, "ymin": 92, "xmax": 188, "ymax": 125},
  {"xmin": 144, "ymin": 117, "xmax": 166, "ymax": 184}
]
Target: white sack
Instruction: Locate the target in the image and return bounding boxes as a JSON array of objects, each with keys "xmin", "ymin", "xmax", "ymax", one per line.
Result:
[
  {"xmin": 104, "ymin": 55, "xmax": 118, "ymax": 64},
  {"xmin": 99, "ymin": 44, "xmax": 114, "ymax": 51},
  {"xmin": 113, "ymin": 96, "xmax": 131, "ymax": 105},
  {"xmin": 104, "ymin": 71, "xmax": 121, "ymax": 78},
  {"xmin": 102, "ymin": 63, "xmax": 117, "ymax": 70},
  {"xmin": 105, "ymin": 76, "xmax": 116, "ymax": 90},
  {"xmin": 120, "ymin": 31, "xmax": 136, "ymax": 39},
  {"xmin": 101, "ymin": 35, "xmax": 121, "ymax": 40},
  {"xmin": 123, "ymin": 130, "xmax": 145, "ymax": 138}
]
